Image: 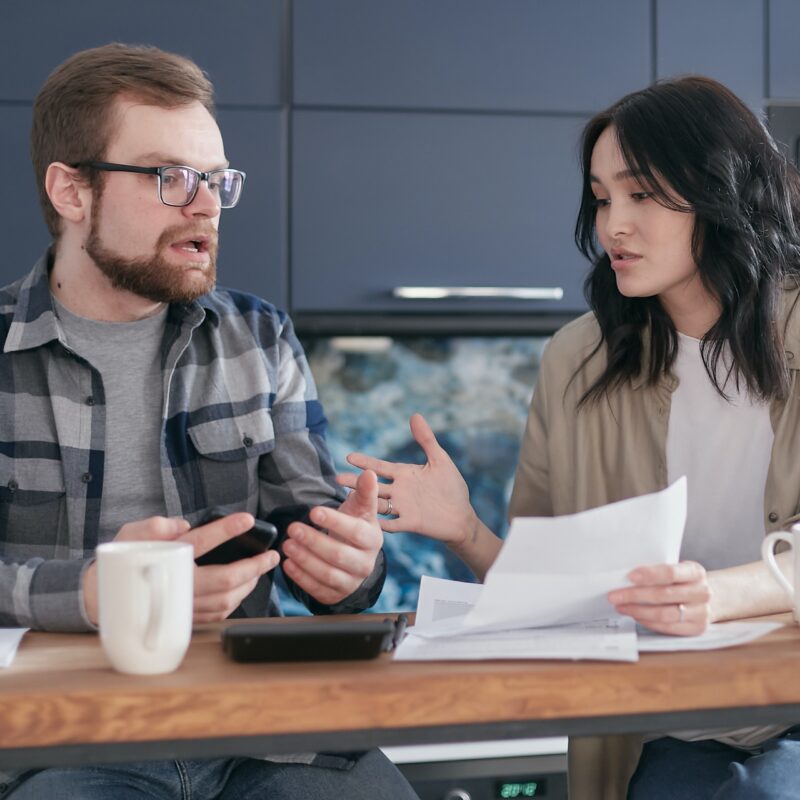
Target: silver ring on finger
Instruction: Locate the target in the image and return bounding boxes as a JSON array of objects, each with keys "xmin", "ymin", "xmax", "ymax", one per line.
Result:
[
  {"xmin": 386, "ymin": 498, "xmax": 393, "ymax": 516},
  {"xmin": 677, "ymin": 603, "xmax": 685, "ymax": 623}
]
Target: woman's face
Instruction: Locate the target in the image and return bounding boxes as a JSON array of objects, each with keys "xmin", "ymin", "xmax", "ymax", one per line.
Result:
[{"xmin": 590, "ymin": 126, "xmax": 702, "ymax": 309}]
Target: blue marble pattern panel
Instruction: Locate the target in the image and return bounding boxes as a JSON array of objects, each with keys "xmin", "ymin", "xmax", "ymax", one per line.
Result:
[{"xmin": 275, "ymin": 335, "xmax": 548, "ymax": 614}]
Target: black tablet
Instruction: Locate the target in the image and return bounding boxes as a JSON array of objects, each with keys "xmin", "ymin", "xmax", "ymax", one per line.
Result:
[{"xmin": 221, "ymin": 619, "xmax": 399, "ymax": 662}]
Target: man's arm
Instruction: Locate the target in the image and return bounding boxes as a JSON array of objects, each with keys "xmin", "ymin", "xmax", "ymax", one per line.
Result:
[
  {"xmin": 257, "ymin": 312, "xmax": 385, "ymax": 614},
  {"xmin": 0, "ymin": 556, "xmax": 95, "ymax": 631}
]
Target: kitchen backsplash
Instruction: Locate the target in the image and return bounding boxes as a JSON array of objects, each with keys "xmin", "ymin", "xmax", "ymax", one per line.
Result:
[{"xmin": 275, "ymin": 335, "xmax": 548, "ymax": 614}]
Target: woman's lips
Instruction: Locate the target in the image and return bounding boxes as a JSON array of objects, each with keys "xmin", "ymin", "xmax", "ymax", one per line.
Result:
[{"xmin": 610, "ymin": 251, "xmax": 642, "ymax": 270}]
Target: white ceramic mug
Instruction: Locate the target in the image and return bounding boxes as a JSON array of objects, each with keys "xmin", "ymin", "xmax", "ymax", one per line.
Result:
[
  {"xmin": 96, "ymin": 540, "xmax": 194, "ymax": 674},
  {"xmin": 762, "ymin": 523, "xmax": 800, "ymax": 622}
]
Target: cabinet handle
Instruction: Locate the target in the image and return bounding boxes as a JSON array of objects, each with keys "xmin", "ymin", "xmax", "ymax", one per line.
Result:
[{"xmin": 392, "ymin": 286, "xmax": 564, "ymax": 300}]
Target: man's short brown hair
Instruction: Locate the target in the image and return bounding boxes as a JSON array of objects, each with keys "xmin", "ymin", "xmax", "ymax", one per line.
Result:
[{"xmin": 31, "ymin": 43, "xmax": 216, "ymax": 237}]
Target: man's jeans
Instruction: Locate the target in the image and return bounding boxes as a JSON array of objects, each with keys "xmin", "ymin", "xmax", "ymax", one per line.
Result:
[
  {"xmin": 6, "ymin": 750, "xmax": 419, "ymax": 799},
  {"xmin": 628, "ymin": 728, "xmax": 800, "ymax": 799}
]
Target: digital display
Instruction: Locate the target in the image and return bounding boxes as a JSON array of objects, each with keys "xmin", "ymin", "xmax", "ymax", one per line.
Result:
[{"xmin": 496, "ymin": 778, "xmax": 547, "ymax": 798}]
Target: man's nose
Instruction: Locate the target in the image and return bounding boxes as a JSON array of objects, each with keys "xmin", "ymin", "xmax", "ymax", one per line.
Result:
[{"xmin": 183, "ymin": 178, "xmax": 221, "ymax": 218}]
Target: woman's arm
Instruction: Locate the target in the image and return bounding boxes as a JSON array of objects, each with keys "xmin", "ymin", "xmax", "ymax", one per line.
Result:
[
  {"xmin": 707, "ymin": 550, "xmax": 793, "ymax": 621},
  {"xmin": 606, "ymin": 549, "xmax": 793, "ymax": 636}
]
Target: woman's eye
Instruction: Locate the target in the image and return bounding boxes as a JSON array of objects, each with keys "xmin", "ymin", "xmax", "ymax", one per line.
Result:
[
  {"xmin": 632, "ymin": 191, "xmax": 651, "ymax": 201},
  {"xmin": 592, "ymin": 197, "xmax": 610, "ymax": 208}
]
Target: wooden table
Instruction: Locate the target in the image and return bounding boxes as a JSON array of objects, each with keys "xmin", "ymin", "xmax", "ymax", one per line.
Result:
[{"xmin": 3, "ymin": 614, "xmax": 800, "ymax": 769}]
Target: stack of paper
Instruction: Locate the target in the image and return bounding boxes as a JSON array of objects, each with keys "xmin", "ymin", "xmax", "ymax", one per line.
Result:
[
  {"xmin": 0, "ymin": 628, "xmax": 28, "ymax": 668},
  {"xmin": 394, "ymin": 479, "xmax": 782, "ymax": 662}
]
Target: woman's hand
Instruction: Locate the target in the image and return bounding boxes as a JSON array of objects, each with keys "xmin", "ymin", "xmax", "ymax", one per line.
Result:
[
  {"xmin": 607, "ymin": 561, "xmax": 712, "ymax": 636},
  {"xmin": 338, "ymin": 413, "xmax": 478, "ymax": 547}
]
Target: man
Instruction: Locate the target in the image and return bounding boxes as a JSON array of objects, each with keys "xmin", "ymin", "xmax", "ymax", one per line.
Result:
[{"xmin": 0, "ymin": 44, "xmax": 418, "ymax": 799}]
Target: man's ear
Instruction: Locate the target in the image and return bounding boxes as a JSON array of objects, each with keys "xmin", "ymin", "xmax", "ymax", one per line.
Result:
[{"xmin": 45, "ymin": 162, "xmax": 91, "ymax": 224}]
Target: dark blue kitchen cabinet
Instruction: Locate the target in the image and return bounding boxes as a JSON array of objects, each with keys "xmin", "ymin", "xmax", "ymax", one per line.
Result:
[
  {"xmin": 0, "ymin": 0, "xmax": 284, "ymax": 107},
  {"xmin": 0, "ymin": 105, "xmax": 287, "ymax": 307},
  {"xmin": 291, "ymin": 110, "xmax": 589, "ymax": 315},
  {"xmin": 293, "ymin": 0, "xmax": 650, "ymax": 113},
  {"xmin": 656, "ymin": 0, "xmax": 764, "ymax": 109},
  {"xmin": 214, "ymin": 110, "xmax": 287, "ymax": 308},
  {"xmin": 769, "ymin": 0, "xmax": 800, "ymax": 99},
  {"xmin": 1, "ymin": 106, "xmax": 50, "ymax": 284}
]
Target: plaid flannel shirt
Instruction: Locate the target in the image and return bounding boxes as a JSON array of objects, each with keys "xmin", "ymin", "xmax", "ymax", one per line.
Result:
[{"xmin": 0, "ymin": 253, "xmax": 385, "ymax": 632}]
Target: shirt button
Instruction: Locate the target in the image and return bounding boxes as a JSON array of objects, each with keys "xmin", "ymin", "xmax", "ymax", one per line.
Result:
[
  {"xmin": 81, "ymin": 472, "xmax": 93, "ymax": 484},
  {"xmin": 769, "ymin": 511, "xmax": 779, "ymax": 523},
  {"xmin": 86, "ymin": 396, "xmax": 95, "ymax": 406},
  {"xmin": 242, "ymin": 435, "xmax": 254, "ymax": 447},
  {"xmin": 7, "ymin": 479, "xmax": 18, "ymax": 492}
]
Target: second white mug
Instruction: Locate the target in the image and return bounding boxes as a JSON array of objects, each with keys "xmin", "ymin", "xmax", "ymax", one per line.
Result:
[{"xmin": 761, "ymin": 523, "xmax": 800, "ymax": 623}]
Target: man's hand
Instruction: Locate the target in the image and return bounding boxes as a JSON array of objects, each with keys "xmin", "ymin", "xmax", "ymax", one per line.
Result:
[
  {"xmin": 83, "ymin": 513, "xmax": 280, "ymax": 626},
  {"xmin": 281, "ymin": 470, "xmax": 384, "ymax": 606}
]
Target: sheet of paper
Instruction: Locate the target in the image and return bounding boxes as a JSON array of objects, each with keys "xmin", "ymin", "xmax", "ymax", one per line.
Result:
[
  {"xmin": 417, "ymin": 478, "xmax": 686, "ymax": 638},
  {"xmin": 637, "ymin": 620, "xmax": 783, "ymax": 652},
  {"xmin": 413, "ymin": 574, "xmax": 482, "ymax": 628},
  {"xmin": 0, "ymin": 628, "xmax": 28, "ymax": 668},
  {"xmin": 394, "ymin": 616, "xmax": 639, "ymax": 662}
]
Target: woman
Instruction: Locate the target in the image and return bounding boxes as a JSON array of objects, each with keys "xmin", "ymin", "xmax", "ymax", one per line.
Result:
[{"xmin": 340, "ymin": 77, "xmax": 800, "ymax": 799}]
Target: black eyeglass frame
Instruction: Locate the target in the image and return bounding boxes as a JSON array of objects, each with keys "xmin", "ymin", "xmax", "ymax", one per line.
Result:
[{"xmin": 73, "ymin": 161, "xmax": 247, "ymax": 208}]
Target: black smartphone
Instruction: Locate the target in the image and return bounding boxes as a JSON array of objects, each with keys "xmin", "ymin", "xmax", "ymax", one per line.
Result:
[
  {"xmin": 194, "ymin": 508, "xmax": 279, "ymax": 566},
  {"xmin": 221, "ymin": 619, "xmax": 397, "ymax": 662}
]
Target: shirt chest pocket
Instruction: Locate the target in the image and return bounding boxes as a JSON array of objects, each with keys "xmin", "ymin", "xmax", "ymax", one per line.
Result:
[
  {"xmin": 188, "ymin": 409, "xmax": 276, "ymax": 461},
  {"xmin": 187, "ymin": 411, "xmax": 275, "ymax": 507},
  {"xmin": 0, "ymin": 459, "xmax": 68, "ymax": 557}
]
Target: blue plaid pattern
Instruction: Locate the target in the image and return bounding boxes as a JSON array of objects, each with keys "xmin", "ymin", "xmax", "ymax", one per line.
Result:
[{"xmin": 0, "ymin": 253, "xmax": 385, "ymax": 632}]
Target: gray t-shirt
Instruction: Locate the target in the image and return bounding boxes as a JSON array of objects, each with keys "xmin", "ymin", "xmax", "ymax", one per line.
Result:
[{"xmin": 54, "ymin": 298, "xmax": 168, "ymax": 539}]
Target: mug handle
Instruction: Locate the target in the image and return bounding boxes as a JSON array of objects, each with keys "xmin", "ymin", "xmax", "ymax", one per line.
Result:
[
  {"xmin": 142, "ymin": 564, "xmax": 166, "ymax": 651},
  {"xmin": 761, "ymin": 531, "xmax": 795, "ymax": 599}
]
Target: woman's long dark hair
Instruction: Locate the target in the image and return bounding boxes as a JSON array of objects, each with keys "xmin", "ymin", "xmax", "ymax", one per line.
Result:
[{"xmin": 574, "ymin": 75, "xmax": 800, "ymax": 405}]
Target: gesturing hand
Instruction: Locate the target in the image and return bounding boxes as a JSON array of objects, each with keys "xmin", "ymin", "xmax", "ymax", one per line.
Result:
[
  {"xmin": 281, "ymin": 469, "xmax": 384, "ymax": 606},
  {"xmin": 338, "ymin": 413, "xmax": 477, "ymax": 546}
]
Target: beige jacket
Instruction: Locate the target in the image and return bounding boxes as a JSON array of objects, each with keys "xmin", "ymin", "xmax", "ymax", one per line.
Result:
[{"xmin": 507, "ymin": 288, "xmax": 800, "ymax": 800}]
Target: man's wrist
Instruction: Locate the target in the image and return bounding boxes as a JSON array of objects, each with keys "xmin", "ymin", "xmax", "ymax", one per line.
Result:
[{"xmin": 82, "ymin": 561, "xmax": 99, "ymax": 627}]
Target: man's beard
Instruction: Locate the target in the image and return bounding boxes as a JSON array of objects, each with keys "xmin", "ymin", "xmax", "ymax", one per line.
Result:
[{"xmin": 85, "ymin": 199, "xmax": 219, "ymax": 304}]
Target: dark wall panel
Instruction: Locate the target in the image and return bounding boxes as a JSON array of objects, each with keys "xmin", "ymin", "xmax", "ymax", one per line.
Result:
[
  {"xmin": 0, "ymin": 108, "xmax": 286, "ymax": 307},
  {"xmin": 215, "ymin": 109, "xmax": 287, "ymax": 307},
  {"xmin": 0, "ymin": 105, "xmax": 50, "ymax": 286},
  {"xmin": 293, "ymin": 0, "xmax": 650, "ymax": 112},
  {"xmin": 292, "ymin": 110, "xmax": 588, "ymax": 314},
  {"xmin": 770, "ymin": 0, "xmax": 800, "ymax": 99},
  {"xmin": 0, "ymin": 0, "xmax": 284, "ymax": 106},
  {"xmin": 657, "ymin": 0, "xmax": 763, "ymax": 109}
]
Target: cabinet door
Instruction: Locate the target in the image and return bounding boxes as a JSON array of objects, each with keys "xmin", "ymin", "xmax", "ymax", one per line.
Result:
[
  {"xmin": 215, "ymin": 110, "xmax": 287, "ymax": 308},
  {"xmin": 657, "ymin": 0, "xmax": 763, "ymax": 109},
  {"xmin": 0, "ymin": 106, "xmax": 50, "ymax": 286},
  {"xmin": 293, "ymin": 0, "xmax": 650, "ymax": 112},
  {"xmin": 291, "ymin": 110, "xmax": 588, "ymax": 314},
  {"xmin": 0, "ymin": 108, "xmax": 286, "ymax": 308},
  {"xmin": 770, "ymin": 0, "xmax": 800, "ymax": 99},
  {"xmin": 0, "ymin": 0, "xmax": 284, "ymax": 106}
]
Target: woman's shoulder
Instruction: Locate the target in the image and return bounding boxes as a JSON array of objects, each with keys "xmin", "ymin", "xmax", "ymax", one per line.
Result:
[
  {"xmin": 538, "ymin": 311, "xmax": 606, "ymax": 390},
  {"xmin": 544, "ymin": 311, "xmax": 603, "ymax": 365}
]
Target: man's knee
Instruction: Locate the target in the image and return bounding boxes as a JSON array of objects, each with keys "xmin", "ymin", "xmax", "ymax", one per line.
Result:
[{"xmin": 716, "ymin": 739, "xmax": 800, "ymax": 800}]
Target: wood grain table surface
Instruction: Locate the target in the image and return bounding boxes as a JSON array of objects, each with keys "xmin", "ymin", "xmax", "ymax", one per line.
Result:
[{"xmin": 2, "ymin": 613, "xmax": 800, "ymax": 768}]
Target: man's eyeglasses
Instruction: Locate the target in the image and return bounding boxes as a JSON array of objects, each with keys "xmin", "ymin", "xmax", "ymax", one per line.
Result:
[{"xmin": 74, "ymin": 162, "xmax": 246, "ymax": 209}]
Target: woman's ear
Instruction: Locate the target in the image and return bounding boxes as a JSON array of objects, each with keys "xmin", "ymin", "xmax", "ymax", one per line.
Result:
[{"xmin": 44, "ymin": 162, "xmax": 91, "ymax": 225}]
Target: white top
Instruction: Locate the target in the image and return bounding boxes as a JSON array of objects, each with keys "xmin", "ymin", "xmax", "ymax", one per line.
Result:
[
  {"xmin": 667, "ymin": 332, "xmax": 774, "ymax": 570},
  {"xmin": 666, "ymin": 332, "xmax": 780, "ymax": 748}
]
